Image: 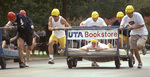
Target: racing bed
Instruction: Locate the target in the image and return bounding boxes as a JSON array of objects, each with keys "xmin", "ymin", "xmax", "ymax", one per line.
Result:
[
  {"xmin": 65, "ymin": 26, "xmax": 135, "ymax": 69},
  {"xmin": 0, "ymin": 27, "xmax": 20, "ymax": 69}
]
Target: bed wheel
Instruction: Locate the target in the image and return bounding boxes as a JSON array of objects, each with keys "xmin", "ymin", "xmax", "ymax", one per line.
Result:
[
  {"xmin": 67, "ymin": 57, "xmax": 73, "ymax": 69},
  {"xmin": 72, "ymin": 58, "xmax": 77, "ymax": 67},
  {"xmin": 67, "ymin": 57, "xmax": 78, "ymax": 69},
  {"xmin": 128, "ymin": 54, "xmax": 134, "ymax": 67},
  {"xmin": 0, "ymin": 58, "xmax": 6, "ymax": 69},
  {"xmin": 115, "ymin": 57, "xmax": 120, "ymax": 69}
]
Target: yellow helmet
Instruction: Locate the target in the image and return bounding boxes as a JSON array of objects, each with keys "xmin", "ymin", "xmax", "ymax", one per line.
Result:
[
  {"xmin": 91, "ymin": 11, "xmax": 99, "ymax": 18},
  {"xmin": 91, "ymin": 39, "xmax": 99, "ymax": 43},
  {"xmin": 51, "ymin": 8, "xmax": 60, "ymax": 16},
  {"xmin": 125, "ymin": 5, "xmax": 134, "ymax": 13},
  {"xmin": 116, "ymin": 11, "xmax": 124, "ymax": 17}
]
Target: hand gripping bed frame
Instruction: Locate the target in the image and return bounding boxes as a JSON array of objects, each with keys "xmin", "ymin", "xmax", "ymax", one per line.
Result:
[{"xmin": 65, "ymin": 26, "xmax": 135, "ymax": 69}]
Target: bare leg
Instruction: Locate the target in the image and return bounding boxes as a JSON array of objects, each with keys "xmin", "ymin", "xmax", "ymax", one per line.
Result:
[
  {"xmin": 32, "ymin": 48, "xmax": 35, "ymax": 55},
  {"xmin": 23, "ymin": 45, "xmax": 27, "ymax": 53},
  {"xmin": 26, "ymin": 46, "xmax": 30, "ymax": 63},
  {"xmin": 26, "ymin": 37, "xmax": 36, "ymax": 62},
  {"xmin": 134, "ymin": 49, "xmax": 142, "ymax": 63},
  {"xmin": 2, "ymin": 41, "xmax": 6, "ymax": 48},
  {"xmin": 130, "ymin": 49, "xmax": 134, "ymax": 55},
  {"xmin": 48, "ymin": 40, "xmax": 55, "ymax": 55},
  {"xmin": 48, "ymin": 40, "xmax": 55, "ymax": 64},
  {"xmin": 137, "ymin": 44, "xmax": 143, "ymax": 50},
  {"xmin": 17, "ymin": 38, "xmax": 25, "ymax": 63},
  {"xmin": 119, "ymin": 38, "xmax": 123, "ymax": 48},
  {"xmin": 31, "ymin": 37, "xmax": 36, "ymax": 55}
]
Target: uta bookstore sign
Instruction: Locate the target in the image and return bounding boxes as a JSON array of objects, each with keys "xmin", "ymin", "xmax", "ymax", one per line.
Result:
[{"xmin": 68, "ymin": 29, "xmax": 118, "ymax": 40}]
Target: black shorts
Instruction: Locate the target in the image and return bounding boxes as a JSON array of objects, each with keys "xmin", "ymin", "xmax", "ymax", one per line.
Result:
[
  {"xmin": 2, "ymin": 36, "xmax": 10, "ymax": 44},
  {"xmin": 19, "ymin": 32, "xmax": 33, "ymax": 46}
]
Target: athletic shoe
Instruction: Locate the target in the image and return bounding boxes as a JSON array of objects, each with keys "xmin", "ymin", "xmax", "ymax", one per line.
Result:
[
  {"xmin": 91, "ymin": 62, "xmax": 99, "ymax": 67},
  {"xmin": 137, "ymin": 63, "xmax": 142, "ymax": 68},
  {"xmin": 48, "ymin": 59, "xmax": 54, "ymax": 64},
  {"xmin": 142, "ymin": 47, "xmax": 147, "ymax": 55},
  {"xmin": 58, "ymin": 49, "xmax": 64, "ymax": 56},
  {"xmin": 19, "ymin": 62, "xmax": 26, "ymax": 68},
  {"xmin": 25, "ymin": 62, "xmax": 29, "ymax": 67}
]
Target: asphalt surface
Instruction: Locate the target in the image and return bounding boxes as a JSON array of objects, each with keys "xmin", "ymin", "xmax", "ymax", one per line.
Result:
[{"xmin": 0, "ymin": 54, "xmax": 150, "ymax": 77}]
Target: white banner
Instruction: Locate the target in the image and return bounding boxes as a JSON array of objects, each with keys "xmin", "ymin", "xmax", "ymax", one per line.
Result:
[{"xmin": 67, "ymin": 29, "xmax": 118, "ymax": 40}]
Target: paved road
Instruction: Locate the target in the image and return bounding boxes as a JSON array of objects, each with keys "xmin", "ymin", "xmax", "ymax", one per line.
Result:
[{"xmin": 0, "ymin": 54, "xmax": 150, "ymax": 77}]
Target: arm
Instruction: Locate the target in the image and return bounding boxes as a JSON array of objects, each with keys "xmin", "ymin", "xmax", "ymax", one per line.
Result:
[
  {"xmin": 94, "ymin": 47, "xmax": 109, "ymax": 51},
  {"xmin": 4, "ymin": 21, "xmax": 16, "ymax": 30},
  {"xmin": 99, "ymin": 18, "xmax": 107, "ymax": 28},
  {"xmin": 130, "ymin": 13, "xmax": 145, "ymax": 30},
  {"xmin": 95, "ymin": 43, "xmax": 110, "ymax": 51},
  {"xmin": 79, "ymin": 44, "xmax": 90, "ymax": 51},
  {"xmin": 101, "ymin": 19, "xmax": 107, "ymax": 26},
  {"xmin": 80, "ymin": 22, "xmax": 84, "ymax": 28},
  {"xmin": 27, "ymin": 17, "xmax": 34, "ymax": 29},
  {"xmin": 79, "ymin": 48, "xmax": 89, "ymax": 51},
  {"xmin": 80, "ymin": 18, "xmax": 90, "ymax": 28},
  {"xmin": 119, "ymin": 25, "xmax": 124, "ymax": 30},
  {"xmin": 128, "ymin": 25, "xmax": 144, "ymax": 30},
  {"xmin": 120, "ymin": 17, "xmax": 126, "ymax": 30},
  {"xmin": 48, "ymin": 16, "xmax": 53, "ymax": 31},
  {"xmin": 61, "ymin": 17, "xmax": 71, "ymax": 30}
]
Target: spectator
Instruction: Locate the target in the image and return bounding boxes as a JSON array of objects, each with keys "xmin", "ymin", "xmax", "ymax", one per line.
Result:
[
  {"xmin": 37, "ymin": 26, "xmax": 46, "ymax": 55},
  {"xmin": 2, "ymin": 29, "xmax": 18, "ymax": 48}
]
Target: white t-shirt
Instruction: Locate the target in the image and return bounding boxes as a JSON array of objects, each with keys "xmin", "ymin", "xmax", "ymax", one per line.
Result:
[
  {"xmin": 82, "ymin": 17, "xmax": 107, "ymax": 26},
  {"xmin": 120, "ymin": 12, "xmax": 148, "ymax": 35},
  {"xmin": 81, "ymin": 42, "xmax": 109, "ymax": 50},
  {"xmin": 52, "ymin": 16, "xmax": 65, "ymax": 38}
]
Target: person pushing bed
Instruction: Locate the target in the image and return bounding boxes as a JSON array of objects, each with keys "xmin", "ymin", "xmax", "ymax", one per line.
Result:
[
  {"xmin": 79, "ymin": 39, "xmax": 113, "ymax": 67},
  {"xmin": 80, "ymin": 11, "xmax": 107, "ymax": 28}
]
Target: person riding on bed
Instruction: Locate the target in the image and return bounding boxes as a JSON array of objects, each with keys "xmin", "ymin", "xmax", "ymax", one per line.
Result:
[{"xmin": 79, "ymin": 39, "xmax": 113, "ymax": 67}]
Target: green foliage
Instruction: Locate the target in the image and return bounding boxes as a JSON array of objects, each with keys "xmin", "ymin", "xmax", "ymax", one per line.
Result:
[
  {"xmin": 128, "ymin": 0, "xmax": 150, "ymax": 17},
  {"xmin": 0, "ymin": 0, "xmax": 150, "ymax": 30},
  {"xmin": 67, "ymin": 17, "xmax": 86, "ymax": 26}
]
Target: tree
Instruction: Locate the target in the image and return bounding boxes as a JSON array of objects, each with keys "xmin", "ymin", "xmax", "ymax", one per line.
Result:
[{"xmin": 62, "ymin": 0, "xmax": 67, "ymax": 19}]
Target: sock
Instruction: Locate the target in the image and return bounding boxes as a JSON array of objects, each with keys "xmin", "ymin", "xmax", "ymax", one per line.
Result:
[{"xmin": 49, "ymin": 55, "xmax": 53, "ymax": 60}]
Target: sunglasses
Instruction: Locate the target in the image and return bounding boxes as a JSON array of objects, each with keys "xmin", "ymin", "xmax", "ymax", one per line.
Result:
[{"xmin": 52, "ymin": 16, "xmax": 58, "ymax": 17}]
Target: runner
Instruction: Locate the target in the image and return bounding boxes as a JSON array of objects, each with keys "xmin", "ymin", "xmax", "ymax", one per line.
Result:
[
  {"xmin": 120, "ymin": 5, "xmax": 148, "ymax": 68},
  {"xmin": 5, "ymin": 12, "xmax": 34, "ymax": 68},
  {"xmin": 48, "ymin": 8, "xmax": 71, "ymax": 64},
  {"xmin": 19, "ymin": 10, "xmax": 39, "ymax": 67}
]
